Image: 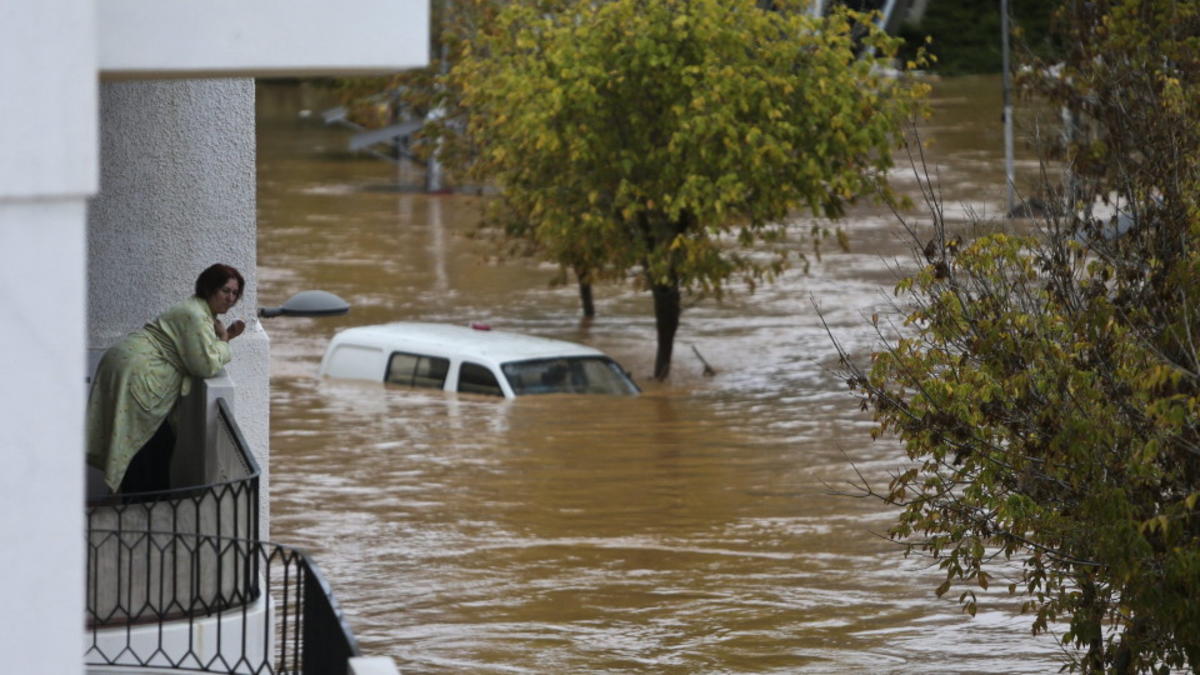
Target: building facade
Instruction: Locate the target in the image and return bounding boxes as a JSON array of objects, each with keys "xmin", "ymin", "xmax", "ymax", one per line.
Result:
[{"xmin": 1, "ymin": 2, "xmax": 428, "ymax": 672}]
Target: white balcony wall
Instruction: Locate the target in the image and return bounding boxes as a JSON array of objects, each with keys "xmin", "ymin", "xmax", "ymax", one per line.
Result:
[{"xmin": 88, "ymin": 593, "xmax": 272, "ymax": 674}]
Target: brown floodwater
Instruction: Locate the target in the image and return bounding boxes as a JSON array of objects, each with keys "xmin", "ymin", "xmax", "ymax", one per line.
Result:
[{"xmin": 256, "ymin": 75, "xmax": 1064, "ymax": 673}]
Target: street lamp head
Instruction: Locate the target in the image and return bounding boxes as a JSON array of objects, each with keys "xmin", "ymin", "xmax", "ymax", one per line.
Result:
[{"xmin": 258, "ymin": 290, "xmax": 350, "ymax": 318}]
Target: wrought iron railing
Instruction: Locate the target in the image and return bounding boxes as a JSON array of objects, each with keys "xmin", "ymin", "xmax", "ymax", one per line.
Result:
[
  {"xmin": 85, "ymin": 397, "xmax": 361, "ymax": 673},
  {"xmin": 85, "ymin": 530, "xmax": 361, "ymax": 674},
  {"xmin": 86, "ymin": 398, "xmax": 260, "ymax": 626}
]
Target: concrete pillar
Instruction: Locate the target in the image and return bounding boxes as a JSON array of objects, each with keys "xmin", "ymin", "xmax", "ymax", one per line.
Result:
[{"xmin": 86, "ymin": 78, "xmax": 271, "ymax": 537}]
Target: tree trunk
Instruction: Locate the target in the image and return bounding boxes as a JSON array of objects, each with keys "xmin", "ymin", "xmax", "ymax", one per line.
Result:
[
  {"xmin": 1079, "ymin": 577, "xmax": 1107, "ymax": 672},
  {"xmin": 651, "ymin": 282, "xmax": 681, "ymax": 380},
  {"xmin": 576, "ymin": 268, "xmax": 595, "ymax": 318},
  {"xmin": 578, "ymin": 282, "xmax": 595, "ymax": 318}
]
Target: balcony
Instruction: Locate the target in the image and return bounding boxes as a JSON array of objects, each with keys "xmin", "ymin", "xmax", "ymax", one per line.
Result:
[{"xmin": 84, "ymin": 378, "xmax": 390, "ymax": 674}]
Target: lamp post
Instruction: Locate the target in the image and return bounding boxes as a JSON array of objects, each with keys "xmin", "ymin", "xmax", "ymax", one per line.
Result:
[
  {"xmin": 258, "ymin": 290, "xmax": 350, "ymax": 318},
  {"xmin": 1001, "ymin": 0, "xmax": 1016, "ymax": 217}
]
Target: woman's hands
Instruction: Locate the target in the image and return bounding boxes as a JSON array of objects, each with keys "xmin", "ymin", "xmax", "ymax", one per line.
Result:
[{"xmin": 214, "ymin": 319, "xmax": 247, "ymax": 342}]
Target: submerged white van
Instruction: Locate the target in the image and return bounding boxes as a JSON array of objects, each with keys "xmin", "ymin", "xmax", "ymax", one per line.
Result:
[{"xmin": 317, "ymin": 322, "xmax": 640, "ymax": 398}]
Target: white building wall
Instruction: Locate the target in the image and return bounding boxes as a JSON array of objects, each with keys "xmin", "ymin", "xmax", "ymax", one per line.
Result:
[
  {"xmin": 98, "ymin": 0, "xmax": 430, "ymax": 78},
  {"xmin": 0, "ymin": 0, "xmax": 95, "ymax": 673},
  {"xmin": 0, "ymin": 204, "xmax": 89, "ymax": 675},
  {"xmin": 87, "ymin": 78, "xmax": 272, "ymax": 536},
  {"xmin": 0, "ymin": 1, "xmax": 96, "ymax": 198}
]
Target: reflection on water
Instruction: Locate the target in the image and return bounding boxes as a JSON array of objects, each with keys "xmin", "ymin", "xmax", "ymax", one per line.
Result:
[{"xmin": 258, "ymin": 75, "xmax": 1063, "ymax": 673}]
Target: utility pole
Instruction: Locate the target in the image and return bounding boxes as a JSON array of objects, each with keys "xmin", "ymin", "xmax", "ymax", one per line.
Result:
[
  {"xmin": 1001, "ymin": 0, "xmax": 1016, "ymax": 216},
  {"xmin": 425, "ymin": 0, "xmax": 449, "ymax": 193}
]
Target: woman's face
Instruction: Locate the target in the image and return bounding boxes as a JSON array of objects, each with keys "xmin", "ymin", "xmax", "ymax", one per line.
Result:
[{"xmin": 207, "ymin": 277, "xmax": 241, "ymax": 315}]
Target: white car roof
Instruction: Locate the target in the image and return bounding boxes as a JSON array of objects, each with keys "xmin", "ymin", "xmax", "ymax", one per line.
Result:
[{"xmin": 327, "ymin": 322, "xmax": 604, "ymax": 366}]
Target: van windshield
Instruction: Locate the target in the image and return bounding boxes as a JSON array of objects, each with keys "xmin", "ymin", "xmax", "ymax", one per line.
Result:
[{"xmin": 502, "ymin": 356, "xmax": 639, "ymax": 396}]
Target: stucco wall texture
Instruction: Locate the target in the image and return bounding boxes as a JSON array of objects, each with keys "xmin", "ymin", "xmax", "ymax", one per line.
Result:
[
  {"xmin": 89, "ymin": 78, "xmax": 257, "ymax": 339},
  {"xmin": 86, "ymin": 78, "xmax": 271, "ymax": 535}
]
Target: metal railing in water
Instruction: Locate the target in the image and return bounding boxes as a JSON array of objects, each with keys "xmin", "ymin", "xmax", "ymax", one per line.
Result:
[{"xmin": 85, "ymin": 397, "xmax": 361, "ymax": 673}]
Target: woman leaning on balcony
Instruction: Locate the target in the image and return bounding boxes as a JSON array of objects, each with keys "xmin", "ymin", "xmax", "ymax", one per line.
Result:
[{"xmin": 86, "ymin": 263, "xmax": 247, "ymax": 495}]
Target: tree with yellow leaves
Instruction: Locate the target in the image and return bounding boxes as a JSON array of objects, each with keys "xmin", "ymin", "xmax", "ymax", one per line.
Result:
[{"xmin": 453, "ymin": 0, "xmax": 927, "ymax": 378}]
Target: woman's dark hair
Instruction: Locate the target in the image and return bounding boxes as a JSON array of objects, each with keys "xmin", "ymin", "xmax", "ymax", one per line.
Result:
[{"xmin": 195, "ymin": 263, "xmax": 245, "ymax": 301}]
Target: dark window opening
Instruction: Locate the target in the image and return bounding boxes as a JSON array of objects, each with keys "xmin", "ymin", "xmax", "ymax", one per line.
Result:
[
  {"xmin": 386, "ymin": 352, "xmax": 449, "ymax": 390},
  {"xmin": 502, "ymin": 356, "xmax": 639, "ymax": 396},
  {"xmin": 457, "ymin": 362, "xmax": 504, "ymax": 397}
]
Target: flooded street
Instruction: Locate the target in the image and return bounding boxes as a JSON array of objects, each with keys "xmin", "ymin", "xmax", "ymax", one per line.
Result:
[{"xmin": 256, "ymin": 76, "xmax": 1063, "ymax": 673}]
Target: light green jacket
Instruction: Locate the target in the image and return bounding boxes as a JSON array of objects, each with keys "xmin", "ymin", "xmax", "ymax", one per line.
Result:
[{"xmin": 86, "ymin": 297, "xmax": 232, "ymax": 491}]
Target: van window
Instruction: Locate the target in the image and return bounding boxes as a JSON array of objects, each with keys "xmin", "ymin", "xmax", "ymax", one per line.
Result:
[
  {"xmin": 386, "ymin": 352, "xmax": 449, "ymax": 390},
  {"xmin": 503, "ymin": 356, "xmax": 639, "ymax": 395},
  {"xmin": 457, "ymin": 362, "xmax": 504, "ymax": 397}
]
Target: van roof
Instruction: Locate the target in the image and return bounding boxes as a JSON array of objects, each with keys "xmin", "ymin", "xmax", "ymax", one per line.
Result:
[{"xmin": 328, "ymin": 322, "xmax": 604, "ymax": 364}]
